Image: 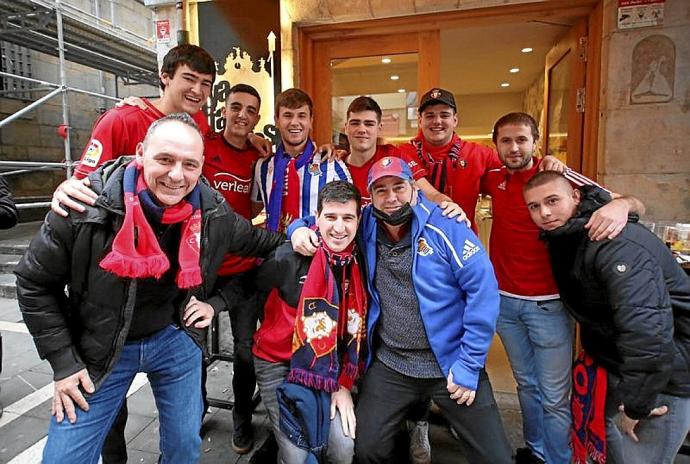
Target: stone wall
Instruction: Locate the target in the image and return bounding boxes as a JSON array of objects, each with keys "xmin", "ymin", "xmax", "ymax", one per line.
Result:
[{"xmin": 599, "ymin": 0, "xmax": 689, "ymax": 220}]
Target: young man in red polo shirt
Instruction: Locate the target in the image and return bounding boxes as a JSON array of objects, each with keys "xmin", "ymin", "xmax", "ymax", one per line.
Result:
[{"xmin": 480, "ymin": 112, "xmax": 645, "ymax": 464}]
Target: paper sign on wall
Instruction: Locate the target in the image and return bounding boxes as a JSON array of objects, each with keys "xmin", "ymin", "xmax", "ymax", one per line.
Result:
[
  {"xmin": 156, "ymin": 20, "xmax": 171, "ymax": 44},
  {"xmin": 618, "ymin": 0, "xmax": 665, "ymax": 30}
]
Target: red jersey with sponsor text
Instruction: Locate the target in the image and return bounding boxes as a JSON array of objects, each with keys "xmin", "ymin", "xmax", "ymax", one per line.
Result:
[
  {"xmin": 75, "ymin": 98, "xmax": 209, "ymax": 179},
  {"xmin": 203, "ymin": 131, "xmax": 261, "ymax": 276},
  {"xmin": 398, "ymin": 132, "xmax": 501, "ymax": 229}
]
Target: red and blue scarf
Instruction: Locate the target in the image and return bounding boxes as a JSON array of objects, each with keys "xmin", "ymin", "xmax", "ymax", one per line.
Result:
[
  {"xmin": 287, "ymin": 240, "xmax": 367, "ymax": 393},
  {"xmin": 411, "ymin": 131, "xmax": 463, "ymax": 194},
  {"xmin": 571, "ymin": 350, "xmax": 607, "ymax": 464},
  {"xmin": 266, "ymin": 141, "xmax": 315, "ymax": 233},
  {"xmin": 99, "ymin": 160, "xmax": 203, "ymax": 289}
]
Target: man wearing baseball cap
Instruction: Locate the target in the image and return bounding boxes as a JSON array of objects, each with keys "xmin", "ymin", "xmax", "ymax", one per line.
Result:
[
  {"xmin": 289, "ymin": 157, "xmax": 512, "ymax": 463},
  {"xmin": 398, "ymin": 87, "xmax": 563, "ymax": 231}
]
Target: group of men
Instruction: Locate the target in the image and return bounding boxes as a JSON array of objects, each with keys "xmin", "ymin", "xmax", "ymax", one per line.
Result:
[{"xmin": 13, "ymin": 42, "xmax": 690, "ymax": 464}]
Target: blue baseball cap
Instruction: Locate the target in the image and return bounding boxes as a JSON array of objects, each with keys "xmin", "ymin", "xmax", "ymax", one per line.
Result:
[{"xmin": 367, "ymin": 157, "xmax": 414, "ymax": 190}]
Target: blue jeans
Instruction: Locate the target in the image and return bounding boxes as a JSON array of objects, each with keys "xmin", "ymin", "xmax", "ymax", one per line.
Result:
[
  {"xmin": 606, "ymin": 381, "xmax": 690, "ymax": 464},
  {"xmin": 254, "ymin": 356, "xmax": 354, "ymax": 464},
  {"xmin": 496, "ymin": 295, "xmax": 574, "ymax": 464},
  {"xmin": 43, "ymin": 325, "xmax": 203, "ymax": 464}
]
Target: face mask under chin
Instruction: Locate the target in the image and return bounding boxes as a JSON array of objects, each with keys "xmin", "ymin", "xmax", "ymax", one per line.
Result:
[{"xmin": 372, "ymin": 203, "xmax": 413, "ymax": 226}]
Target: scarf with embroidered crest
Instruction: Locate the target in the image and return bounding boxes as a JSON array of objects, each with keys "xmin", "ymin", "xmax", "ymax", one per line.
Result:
[
  {"xmin": 99, "ymin": 160, "xmax": 202, "ymax": 288},
  {"xmin": 287, "ymin": 237, "xmax": 367, "ymax": 393},
  {"xmin": 571, "ymin": 350, "xmax": 607, "ymax": 464}
]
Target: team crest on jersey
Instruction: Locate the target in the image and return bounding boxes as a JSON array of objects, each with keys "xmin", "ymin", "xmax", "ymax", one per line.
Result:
[
  {"xmin": 430, "ymin": 89, "xmax": 442, "ymax": 99},
  {"xmin": 308, "ymin": 162, "xmax": 321, "ymax": 176},
  {"xmin": 458, "ymin": 159, "xmax": 467, "ymax": 168},
  {"xmin": 408, "ymin": 160, "xmax": 418, "ymax": 168},
  {"xmin": 417, "ymin": 238, "xmax": 433, "ymax": 256},
  {"xmin": 82, "ymin": 139, "xmax": 103, "ymax": 167},
  {"xmin": 497, "ymin": 180, "xmax": 507, "ymax": 191},
  {"xmin": 462, "ymin": 239, "xmax": 480, "ymax": 261}
]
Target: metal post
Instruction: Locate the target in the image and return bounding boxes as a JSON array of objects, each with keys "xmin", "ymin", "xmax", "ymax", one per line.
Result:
[
  {"xmin": 0, "ymin": 87, "xmax": 62, "ymax": 128},
  {"xmin": 94, "ymin": 0, "xmax": 107, "ymax": 112},
  {"xmin": 55, "ymin": 0, "xmax": 73, "ymax": 178}
]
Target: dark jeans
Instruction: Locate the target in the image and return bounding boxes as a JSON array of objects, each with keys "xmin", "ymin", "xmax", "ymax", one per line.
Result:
[
  {"xmin": 355, "ymin": 359, "xmax": 512, "ymax": 464},
  {"xmin": 220, "ymin": 274, "xmax": 261, "ymax": 428}
]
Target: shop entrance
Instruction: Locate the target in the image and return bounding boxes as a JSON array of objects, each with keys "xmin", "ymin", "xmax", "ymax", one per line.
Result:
[{"xmin": 298, "ymin": 1, "xmax": 602, "ymax": 394}]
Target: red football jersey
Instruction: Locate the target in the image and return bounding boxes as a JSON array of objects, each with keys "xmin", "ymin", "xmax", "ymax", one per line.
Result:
[
  {"xmin": 75, "ymin": 98, "xmax": 209, "ymax": 179},
  {"xmin": 203, "ymin": 131, "xmax": 261, "ymax": 276}
]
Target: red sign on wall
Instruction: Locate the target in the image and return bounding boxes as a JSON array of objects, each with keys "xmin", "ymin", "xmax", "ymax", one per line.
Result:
[{"xmin": 156, "ymin": 20, "xmax": 171, "ymax": 44}]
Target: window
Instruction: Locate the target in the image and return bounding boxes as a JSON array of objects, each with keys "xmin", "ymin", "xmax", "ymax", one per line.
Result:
[{"xmin": 1, "ymin": 41, "xmax": 33, "ymax": 101}]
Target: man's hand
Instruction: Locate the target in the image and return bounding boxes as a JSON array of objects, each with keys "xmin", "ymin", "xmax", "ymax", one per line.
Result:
[
  {"xmin": 317, "ymin": 144, "xmax": 347, "ymax": 162},
  {"xmin": 291, "ymin": 227, "xmax": 319, "ymax": 256},
  {"xmin": 248, "ymin": 133, "xmax": 273, "ymax": 158},
  {"xmin": 539, "ymin": 155, "xmax": 566, "ymax": 173},
  {"xmin": 439, "ymin": 201, "xmax": 470, "ymax": 226},
  {"xmin": 618, "ymin": 404, "xmax": 668, "ymax": 442},
  {"xmin": 51, "ymin": 177, "xmax": 98, "ymax": 217},
  {"xmin": 53, "ymin": 368, "xmax": 94, "ymax": 424},
  {"xmin": 446, "ymin": 372, "xmax": 476, "ymax": 406},
  {"xmin": 183, "ymin": 296, "xmax": 215, "ymax": 328},
  {"xmin": 331, "ymin": 386, "xmax": 356, "ymax": 438},
  {"xmin": 585, "ymin": 198, "xmax": 630, "ymax": 241},
  {"xmin": 116, "ymin": 96, "xmax": 147, "ymax": 110}
]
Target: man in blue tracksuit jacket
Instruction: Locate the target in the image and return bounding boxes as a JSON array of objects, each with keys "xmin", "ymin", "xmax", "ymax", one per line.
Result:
[{"xmin": 289, "ymin": 156, "xmax": 511, "ymax": 463}]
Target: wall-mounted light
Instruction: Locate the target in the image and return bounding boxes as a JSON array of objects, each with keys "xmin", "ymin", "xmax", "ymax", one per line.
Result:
[
  {"xmin": 397, "ymin": 88, "xmax": 405, "ymax": 93},
  {"xmin": 500, "ymin": 82, "xmax": 510, "ymax": 88},
  {"xmin": 509, "ymin": 67, "xmax": 520, "ymax": 73},
  {"xmin": 390, "ymin": 75, "xmax": 400, "ymax": 80},
  {"xmin": 521, "ymin": 47, "xmax": 533, "ymax": 53},
  {"xmin": 381, "ymin": 57, "xmax": 392, "ymax": 64}
]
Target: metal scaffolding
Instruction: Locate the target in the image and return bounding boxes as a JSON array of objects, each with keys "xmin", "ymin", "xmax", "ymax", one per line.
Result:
[{"xmin": 0, "ymin": 0, "xmax": 157, "ymax": 184}]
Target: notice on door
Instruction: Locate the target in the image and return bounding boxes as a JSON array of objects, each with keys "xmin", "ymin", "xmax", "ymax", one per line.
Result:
[{"xmin": 618, "ymin": 0, "xmax": 664, "ymax": 30}]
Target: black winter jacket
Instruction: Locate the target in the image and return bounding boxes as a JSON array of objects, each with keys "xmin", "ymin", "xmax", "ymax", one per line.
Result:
[
  {"xmin": 0, "ymin": 176, "xmax": 18, "ymax": 229},
  {"xmin": 543, "ymin": 186, "xmax": 690, "ymax": 419},
  {"xmin": 15, "ymin": 158, "xmax": 284, "ymax": 389}
]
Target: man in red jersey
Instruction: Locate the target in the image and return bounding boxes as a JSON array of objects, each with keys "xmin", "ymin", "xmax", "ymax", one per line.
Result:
[
  {"xmin": 51, "ymin": 44, "xmax": 216, "ymax": 216},
  {"xmin": 200, "ymin": 83, "xmax": 265, "ymax": 454},
  {"xmin": 398, "ymin": 88, "xmax": 564, "ymax": 231},
  {"xmin": 479, "ymin": 112, "xmax": 645, "ymax": 464}
]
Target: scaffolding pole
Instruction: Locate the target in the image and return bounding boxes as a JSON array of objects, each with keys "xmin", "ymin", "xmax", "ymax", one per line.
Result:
[
  {"xmin": 55, "ymin": 0, "xmax": 72, "ymax": 177},
  {"xmin": 0, "ymin": 87, "xmax": 62, "ymax": 128}
]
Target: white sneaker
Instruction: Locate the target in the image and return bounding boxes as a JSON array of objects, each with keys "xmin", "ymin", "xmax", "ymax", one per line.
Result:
[{"xmin": 408, "ymin": 420, "xmax": 431, "ymax": 464}]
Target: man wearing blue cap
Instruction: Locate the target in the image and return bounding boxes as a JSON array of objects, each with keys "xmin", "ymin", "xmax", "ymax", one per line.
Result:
[{"xmin": 290, "ymin": 157, "xmax": 511, "ymax": 463}]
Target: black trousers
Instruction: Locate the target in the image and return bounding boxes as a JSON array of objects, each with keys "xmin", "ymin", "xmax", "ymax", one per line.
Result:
[{"xmin": 355, "ymin": 360, "xmax": 512, "ymax": 464}]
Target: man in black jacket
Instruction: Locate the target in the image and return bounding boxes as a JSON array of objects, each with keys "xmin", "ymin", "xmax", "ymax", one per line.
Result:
[
  {"xmin": 0, "ymin": 175, "xmax": 18, "ymax": 418},
  {"xmin": 252, "ymin": 180, "xmax": 363, "ymax": 463},
  {"xmin": 523, "ymin": 171, "xmax": 690, "ymax": 464},
  {"xmin": 14, "ymin": 113, "xmax": 283, "ymax": 464}
]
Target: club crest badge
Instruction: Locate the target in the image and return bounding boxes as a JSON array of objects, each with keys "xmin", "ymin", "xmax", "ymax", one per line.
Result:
[
  {"xmin": 430, "ymin": 89, "xmax": 442, "ymax": 99},
  {"xmin": 497, "ymin": 180, "xmax": 507, "ymax": 191},
  {"xmin": 381, "ymin": 157, "xmax": 392, "ymax": 167},
  {"xmin": 615, "ymin": 263, "xmax": 628, "ymax": 274},
  {"xmin": 417, "ymin": 238, "xmax": 434, "ymax": 256},
  {"xmin": 308, "ymin": 163, "xmax": 321, "ymax": 176},
  {"xmin": 459, "ymin": 159, "xmax": 467, "ymax": 168}
]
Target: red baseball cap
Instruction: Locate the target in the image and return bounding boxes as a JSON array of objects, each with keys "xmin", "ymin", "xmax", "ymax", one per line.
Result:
[{"xmin": 367, "ymin": 157, "xmax": 414, "ymax": 190}]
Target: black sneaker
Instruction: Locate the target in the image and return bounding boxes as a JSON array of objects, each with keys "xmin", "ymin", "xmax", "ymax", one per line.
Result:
[
  {"xmin": 232, "ymin": 422, "xmax": 254, "ymax": 455},
  {"xmin": 515, "ymin": 447, "xmax": 546, "ymax": 464}
]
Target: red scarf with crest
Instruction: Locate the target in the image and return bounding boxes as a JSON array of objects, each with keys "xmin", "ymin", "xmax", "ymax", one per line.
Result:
[{"xmin": 287, "ymin": 240, "xmax": 367, "ymax": 392}]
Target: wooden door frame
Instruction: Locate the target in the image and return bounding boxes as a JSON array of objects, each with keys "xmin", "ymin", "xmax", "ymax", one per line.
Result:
[{"xmin": 297, "ymin": 0, "xmax": 602, "ymax": 178}]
